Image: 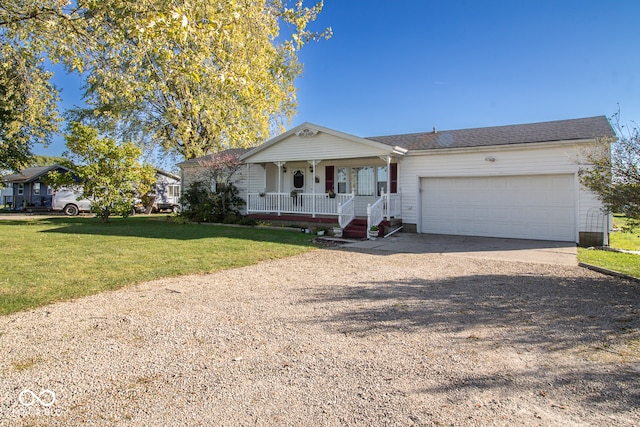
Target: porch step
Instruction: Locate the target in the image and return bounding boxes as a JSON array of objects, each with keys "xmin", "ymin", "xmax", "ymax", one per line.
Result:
[{"xmin": 343, "ymin": 219, "xmax": 368, "ymax": 239}]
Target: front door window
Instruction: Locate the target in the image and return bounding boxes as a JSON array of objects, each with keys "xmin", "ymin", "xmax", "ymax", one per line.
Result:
[{"xmin": 293, "ymin": 170, "xmax": 304, "ymax": 190}]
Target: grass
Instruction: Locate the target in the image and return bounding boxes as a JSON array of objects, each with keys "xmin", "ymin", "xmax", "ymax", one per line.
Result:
[
  {"xmin": 610, "ymin": 214, "xmax": 640, "ymax": 251},
  {"xmin": 578, "ymin": 249, "xmax": 640, "ymax": 279},
  {"xmin": 577, "ymin": 214, "xmax": 640, "ymax": 279},
  {"xmin": 1, "ymin": 216, "xmax": 318, "ymax": 315}
]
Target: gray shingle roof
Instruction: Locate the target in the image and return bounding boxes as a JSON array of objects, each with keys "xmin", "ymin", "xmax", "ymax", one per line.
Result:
[
  {"xmin": 177, "ymin": 147, "xmax": 252, "ymax": 167},
  {"xmin": 3, "ymin": 164, "xmax": 69, "ymax": 183},
  {"xmin": 366, "ymin": 116, "xmax": 616, "ymax": 151}
]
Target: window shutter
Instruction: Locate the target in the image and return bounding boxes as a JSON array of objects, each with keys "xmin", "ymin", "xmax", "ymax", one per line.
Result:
[
  {"xmin": 325, "ymin": 165, "xmax": 335, "ymax": 191},
  {"xmin": 390, "ymin": 163, "xmax": 398, "ymax": 193}
]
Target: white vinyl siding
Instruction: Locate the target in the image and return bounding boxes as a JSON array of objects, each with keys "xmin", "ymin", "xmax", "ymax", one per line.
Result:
[{"xmin": 245, "ymin": 132, "xmax": 391, "ymax": 163}]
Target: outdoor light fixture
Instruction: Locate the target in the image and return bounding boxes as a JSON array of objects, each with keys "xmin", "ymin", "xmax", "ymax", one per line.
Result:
[
  {"xmin": 309, "ymin": 166, "xmax": 314, "ymax": 172},
  {"xmin": 283, "ymin": 166, "xmax": 287, "ymax": 173}
]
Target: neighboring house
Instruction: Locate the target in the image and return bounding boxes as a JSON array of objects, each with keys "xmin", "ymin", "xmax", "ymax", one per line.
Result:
[
  {"xmin": 152, "ymin": 169, "xmax": 182, "ymax": 212},
  {"xmin": 4, "ymin": 165, "xmax": 181, "ymax": 214},
  {"xmin": 3, "ymin": 164, "xmax": 70, "ymax": 211},
  {"xmin": 178, "ymin": 147, "xmax": 251, "ymax": 189},
  {"xmin": 1, "ymin": 186, "xmax": 13, "ymax": 207},
  {"xmin": 179, "ymin": 116, "xmax": 616, "ymax": 246}
]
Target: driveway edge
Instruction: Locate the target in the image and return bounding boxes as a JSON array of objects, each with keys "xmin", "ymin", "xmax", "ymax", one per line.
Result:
[{"xmin": 578, "ymin": 262, "xmax": 640, "ymax": 283}]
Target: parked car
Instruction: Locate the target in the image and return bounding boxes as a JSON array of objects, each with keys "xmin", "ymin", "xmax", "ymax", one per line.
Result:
[
  {"xmin": 54, "ymin": 190, "xmax": 152, "ymax": 216},
  {"xmin": 51, "ymin": 188, "xmax": 92, "ymax": 216},
  {"xmin": 153, "ymin": 202, "xmax": 180, "ymax": 213}
]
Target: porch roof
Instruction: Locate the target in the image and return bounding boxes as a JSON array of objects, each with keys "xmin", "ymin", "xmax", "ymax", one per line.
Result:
[{"xmin": 240, "ymin": 122, "xmax": 407, "ymax": 163}]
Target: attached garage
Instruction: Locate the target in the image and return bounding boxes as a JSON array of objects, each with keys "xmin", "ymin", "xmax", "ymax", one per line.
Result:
[{"xmin": 420, "ymin": 174, "xmax": 576, "ymax": 242}]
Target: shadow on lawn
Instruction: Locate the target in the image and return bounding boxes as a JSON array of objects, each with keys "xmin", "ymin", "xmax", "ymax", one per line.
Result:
[
  {"xmin": 27, "ymin": 216, "xmax": 316, "ymax": 244},
  {"xmin": 302, "ymin": 272, "xmax": 640, "ymax": 410}
]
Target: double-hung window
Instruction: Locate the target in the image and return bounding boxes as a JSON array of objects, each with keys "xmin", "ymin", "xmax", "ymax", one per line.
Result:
[
  {"xmin": 351, "ymin": 167, "xmax": 375, "ymax": 196},
  {"xmin": 336, "ymin": 167, "xmax": 348, "ymax": 193},
  {"xmin": 377, "ymin": 166, "xmax": 388, "ymax": 196}
]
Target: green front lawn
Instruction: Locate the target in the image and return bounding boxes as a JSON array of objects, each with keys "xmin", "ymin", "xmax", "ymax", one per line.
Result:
[{"xmin": 1, "ymin": 216, "xmax": 317, "ymax": 315}]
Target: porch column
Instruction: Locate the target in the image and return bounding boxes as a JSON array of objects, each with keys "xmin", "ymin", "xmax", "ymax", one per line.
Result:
[
  {"xmin": 386, "ymin": 156, "xmax": 391, "ymax": 220},
  {"xmin": 274, "ymin": 161, "xmax": 286, "ymax": 216},
  {"xmin": 247, "ymin": 163, "xmax": 251, "ymax": 213},
  {"xmin": 308, "ymin": 160, "xmax": 321, "ymax": 218}
]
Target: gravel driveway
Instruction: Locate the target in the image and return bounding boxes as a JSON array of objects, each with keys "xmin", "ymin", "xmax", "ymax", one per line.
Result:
[{"xmin": 1, "ymin": 246, "xmax": 639, "ymax": 426}]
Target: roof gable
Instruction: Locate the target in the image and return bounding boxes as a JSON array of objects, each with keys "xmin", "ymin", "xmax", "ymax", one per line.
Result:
[
  {"xmin": 240, "ymin": 123, "xmax": 406, "ymax": 163},
  {"xmin": 367, "ymin": 116, "xmax": 616, "ymax": 151}
]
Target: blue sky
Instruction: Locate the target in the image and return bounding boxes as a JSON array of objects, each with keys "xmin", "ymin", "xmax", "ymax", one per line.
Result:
[{"xmin": 38, "ymin": 0, "xmax": 640, "ymax": 160}]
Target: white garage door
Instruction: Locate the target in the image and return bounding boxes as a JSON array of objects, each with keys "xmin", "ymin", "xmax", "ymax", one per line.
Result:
[{"xmin": 420, "ymin": 174, "xmax": 576, "ymax": 241}]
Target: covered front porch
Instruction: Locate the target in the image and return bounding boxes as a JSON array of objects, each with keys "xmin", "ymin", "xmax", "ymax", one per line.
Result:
[
  {"xmin": 239, "ymin": 123, "xmax": 408, "ymax": 236},
  {"xmin": 246, "ymin": 190, "xmax": 401, "ymax": 230}
]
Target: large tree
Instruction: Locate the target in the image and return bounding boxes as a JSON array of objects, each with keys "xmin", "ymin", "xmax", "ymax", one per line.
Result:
[
  {"xmin": 49, "ymin": 122, "xmax": 156, "ymax": 222},
  {"xmin": 1, "ymin": 1, "xmax": 330, "ymax": 164},
  {"xmin": 0, "ymin": 45, "xmax": 60, "ymax": 170},
  {"xmin": 579, "ymin": 111, "xmax": 640, "ymax": 231}
]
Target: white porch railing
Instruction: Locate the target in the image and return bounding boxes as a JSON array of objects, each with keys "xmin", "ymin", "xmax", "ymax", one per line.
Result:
[
  {"xmin": 367, "ymin": 196, "xmax": 385, "ymax": 238},
  {"xmin": 338, "ymin": 194, "xmax": 355, "ymax": 228},
  {"xmin": 366, "ymin": 190, "xmax": 402, "ymax": 239},
  {"xmin": 387, "ymin": 192, "xmax": 401, "ymax": 218},
  {"xmin": 247, "ymin": 192, "xmax": 354, "ymax": 218}
]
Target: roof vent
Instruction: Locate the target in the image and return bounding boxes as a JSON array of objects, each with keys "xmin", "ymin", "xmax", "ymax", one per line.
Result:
[{"xmin": 296, "ymin": 127, "xmax": 319, "ymax": 137}]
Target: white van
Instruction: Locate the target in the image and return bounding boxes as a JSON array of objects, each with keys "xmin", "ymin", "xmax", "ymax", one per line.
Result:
[{"xmin": 51, "ymin": 188, "xmax": 92, "ymax": 216}]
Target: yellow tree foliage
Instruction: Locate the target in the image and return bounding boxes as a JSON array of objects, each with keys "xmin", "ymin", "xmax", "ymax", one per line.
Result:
[{"xmin": 1, "ymin": 0, "xmax": 330, "ymax": 164}]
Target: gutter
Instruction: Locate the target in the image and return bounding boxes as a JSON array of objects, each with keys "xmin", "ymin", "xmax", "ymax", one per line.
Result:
[{"xmin": 405, "ymin": 139, "xmax": 600, "ymax": 156}]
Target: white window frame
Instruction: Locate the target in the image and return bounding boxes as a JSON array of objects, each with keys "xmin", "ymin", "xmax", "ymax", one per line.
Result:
[
  {"xmin": 168, "ymin": 185, "xmax": 180, "ymax": 198},
  {"xmin": 336, "ymin": 167, "xmax": 348, "ymax": 194}
]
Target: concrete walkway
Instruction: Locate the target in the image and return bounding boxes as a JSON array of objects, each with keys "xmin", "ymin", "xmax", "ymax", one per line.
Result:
[{"xmin": 341, "ymin": 233, "xmax": 577, "ymax": 266}]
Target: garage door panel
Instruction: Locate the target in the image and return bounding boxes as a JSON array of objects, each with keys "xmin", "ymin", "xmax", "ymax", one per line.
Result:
[{"xmin": 420, "ymin": 175, "xmax": 576, "ymax": 241}]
